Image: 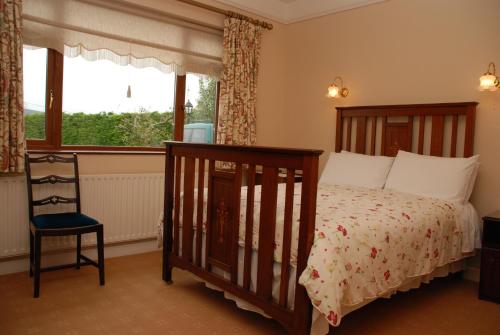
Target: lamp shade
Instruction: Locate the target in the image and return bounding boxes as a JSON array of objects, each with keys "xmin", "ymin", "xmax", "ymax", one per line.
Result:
[
  {"xmin": 327, "ymin": 85, "xmax": 340, "ymax": 98},
  {"xmin": 327, "ymin": 76, "xmax": 349, "ymax": 99},
  {"xmin": 479, "ymin": 74, "xmax": 498, "ymax": 91}
]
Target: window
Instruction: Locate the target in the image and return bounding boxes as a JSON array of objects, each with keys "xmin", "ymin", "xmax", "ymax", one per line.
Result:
[
  {"xmin": 23, "ymin": 46, "xmax": 48, "ymax": 141},
  {"xmin": 183, "ymin": 73, "xmax": 218, "ymax": 144},
  {"xmin": 24, "ymin": 46, "xmax": 219, "ymax": 152},
  {"xmin": 62, "ymin": 56, "xmax": 175, "ymax": 147}
]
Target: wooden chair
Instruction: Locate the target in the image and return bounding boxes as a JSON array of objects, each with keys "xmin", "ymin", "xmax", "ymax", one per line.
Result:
[{"xmin": 25, "ymin": 153, "xmax": 105, "ymax": 298}]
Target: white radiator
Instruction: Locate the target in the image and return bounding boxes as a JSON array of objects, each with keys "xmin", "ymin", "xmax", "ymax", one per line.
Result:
[{"xmin": 0, "ymin": 174, "xmax": 164, "ymax": 258}]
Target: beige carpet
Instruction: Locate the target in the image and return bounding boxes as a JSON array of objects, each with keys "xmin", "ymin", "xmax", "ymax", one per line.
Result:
[{"xmin": 0, "ymin": 251, "xmax": 498, "ymax": 335}]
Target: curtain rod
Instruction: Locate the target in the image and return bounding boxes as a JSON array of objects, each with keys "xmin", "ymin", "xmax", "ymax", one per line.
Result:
[
  {"xmin": 78, "ymin": 0, "xmax": 223, "ymax": 35},
  {"xmin": 177, "ymin": 0, "xmax": 274, "ymax": 30}
]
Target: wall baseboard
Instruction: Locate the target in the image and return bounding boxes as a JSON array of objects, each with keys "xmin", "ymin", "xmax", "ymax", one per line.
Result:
[{"xmin": 0, "ymin": 239, "xmax": 159, "ymax": 276}]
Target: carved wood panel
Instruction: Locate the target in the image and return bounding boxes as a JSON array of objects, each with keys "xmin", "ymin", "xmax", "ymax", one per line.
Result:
[
  {"xmin": 355, "ymin": 116, "xmax": 367, "ymax": 154},
  {"xmin": 207, "ymin": 171, "xmax": 235, "ymax": 272},
  {"xmin": 384, "ymin": 122, "xmax": 411, "ymax": 157}
]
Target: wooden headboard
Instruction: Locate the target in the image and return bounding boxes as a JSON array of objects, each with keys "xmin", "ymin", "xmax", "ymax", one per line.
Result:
[{"xmin": 335, "ymin": 102, "xmax": 477, "ymax": 158}]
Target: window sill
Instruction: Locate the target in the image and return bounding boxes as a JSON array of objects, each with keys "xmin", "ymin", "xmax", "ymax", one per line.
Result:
[{"xmin": 28, "ymin": 147, "xmax": 164, "ymax": 155}]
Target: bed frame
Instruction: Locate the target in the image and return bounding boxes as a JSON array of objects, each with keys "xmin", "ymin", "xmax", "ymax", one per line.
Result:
[
  {"xmin": 162, "ymin": 102, "xmax": 477, "ymax": 335},
  {"xmin": 335, "ymin": 102, "xmax": 476, "ymax": 157}
]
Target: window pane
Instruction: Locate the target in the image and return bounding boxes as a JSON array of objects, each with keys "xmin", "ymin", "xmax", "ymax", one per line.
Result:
[
  {"xmin": 183, "ymin": 73, "xmax": 217, "ymax": 144},
  {"xmin": 62, "ymin": 56, "xmax": 175, "ymax": 147},
  {"xmin": 23, "ymin": 45, "xmax": 47, "ymax": 140}
]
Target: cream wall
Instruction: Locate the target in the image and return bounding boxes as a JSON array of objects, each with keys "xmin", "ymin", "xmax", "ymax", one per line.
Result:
[{"xmin": 283, "ymin": 0, "xmax": 500, "ymax": 217}]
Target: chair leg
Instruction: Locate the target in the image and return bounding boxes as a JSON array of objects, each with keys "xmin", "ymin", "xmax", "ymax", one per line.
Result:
[
  {"xmin": 29, "ymin": 231, "xmax": 34, "ymax": 277},
  {"xmin": 97, "ymin": 226, "xmax": 105, "ymax": 286},
  {"xmin": 33, "ymin": 232, "xmax": 42, "ymax": 298},
  {"xmin": 76, "ymin": 234, "xmax": 81, "ymax": 269}
]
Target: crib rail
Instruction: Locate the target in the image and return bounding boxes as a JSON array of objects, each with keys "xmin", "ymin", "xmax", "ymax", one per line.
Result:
[{"xmin": 162, "ymin": 141, "xmax": 322, "ymax": 334}]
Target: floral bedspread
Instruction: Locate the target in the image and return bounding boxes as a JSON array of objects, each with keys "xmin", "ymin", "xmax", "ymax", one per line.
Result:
[{"xmin": 298, "ymin": 184, "xmax": 463, "ymax": 327}]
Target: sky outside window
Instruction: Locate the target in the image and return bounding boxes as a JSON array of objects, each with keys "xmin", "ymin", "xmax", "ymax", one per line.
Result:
[
  {"xmin": 23, "ymin": 50, "xmax": 202, "ymax": 115},
  {"xmin": 63, "ymin": 57, "xmax": 175, "ymax": 114},
  {"xmin": 23, "ymin": 46, "xmax": 47, "ymax": 140}
]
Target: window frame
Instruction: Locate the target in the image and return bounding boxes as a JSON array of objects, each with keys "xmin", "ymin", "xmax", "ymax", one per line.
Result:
[
  {"xmin": 26, "ymin": 49, "xmax": 61, "ymax": 150},
  {"xmin": 26, "ymin": 48, "xmax": 219, "ymax": 153}
]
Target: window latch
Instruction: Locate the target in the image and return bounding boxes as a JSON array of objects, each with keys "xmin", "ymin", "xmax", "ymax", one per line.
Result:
[{"xmin": 49, "ymin": 89, "xmax": 54, "ymax": 110}]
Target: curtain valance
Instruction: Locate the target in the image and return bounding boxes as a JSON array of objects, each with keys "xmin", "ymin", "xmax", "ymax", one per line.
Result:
[{"xmin": 23, "ymin": 0, "xmax": 223, "ymax": 76}]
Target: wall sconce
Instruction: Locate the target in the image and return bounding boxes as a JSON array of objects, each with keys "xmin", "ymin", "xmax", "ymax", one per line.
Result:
[
  {"xmin": 326, "ymin": 76, "xmax": 349, "ymax": 98},
  {"xmin": 183, "ymin": 99, "xmax": 194, "ymax": 113},
  {"xmin": 479, "ymin": 62, "xmax": 499, "ymax": 91}
]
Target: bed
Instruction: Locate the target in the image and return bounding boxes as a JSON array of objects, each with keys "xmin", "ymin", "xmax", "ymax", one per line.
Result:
[{"xmin": 162, "ymin": 102, "xmax": 479, "ymax": 335}]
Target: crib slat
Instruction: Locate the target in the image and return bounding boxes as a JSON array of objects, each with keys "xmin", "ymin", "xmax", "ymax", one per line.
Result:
[
  {"xmin": 430, "ymin": 115, "xmax": 444, "ymax": 156},
  {"xmin": 182, "ymin": 157, "xmax": 196, "ymax": 262},
  {"xmin": 335, "ymin": 111, "xmax": 343, "ymax": 152},
  {"xmin": 370, "ymin": 116, "xmax": 377, "ymax": 155},
  {"xmin": 408, "ymin": 116, "xmax": 414, "ymax": 152},
  {"xmin": 346, "ymin": 117, "xmax": 352, "ymax": 151},
  {"xmin": 279, "ymin": 169, "xmax": 295, "ymax": 307},
  {"xmin": 195, "ymin": 159, "xmax": 205, "ymax": 267},
  {"xmin": 257, "ymin": 167, "xmax": 279, "ymax": 300},
  {"xmin": 381, "ymin": 116, "xmax": 387, "ymax": 155},
  {"xmin": 230, "ymin": 163, "xmax": 243, "ymax": 284},
  {"xmin": 464, "ymin": 108, "xmax": 475, "ymax": 157},
  {"xmin": 243, "ymin": 165, "xmax": 256, "ymax": 290},
  {"xmin": 451, "ymin": 115, "xmax": 458, "ymax": 157},
  {"xmin": 355, "ymin": 117, "xmax": 367, "ymax": 154},
  {"xmin": 173, "ymin": 156, "xmax": 182, "ymax": 256},
  {"xmin": 204, "ymin": 160, "xmax": 215, "ymax": 271},
  {"xmin": 418, "ymin": 115, "xmax": 425, "ymax": 154}
]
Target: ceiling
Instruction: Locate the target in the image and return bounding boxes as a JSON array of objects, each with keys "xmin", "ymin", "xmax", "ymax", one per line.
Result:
[{"xmin": 213, "ymin": 0, "xmax": 388, "ymax": 24}]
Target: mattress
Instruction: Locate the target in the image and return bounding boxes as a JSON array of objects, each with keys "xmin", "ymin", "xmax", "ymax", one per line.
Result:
[{"xmin": 158, "ymin": 183, "xmax": 481, "ymax": 333}]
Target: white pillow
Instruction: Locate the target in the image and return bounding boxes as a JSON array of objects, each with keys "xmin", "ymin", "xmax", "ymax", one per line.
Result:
[
  {"xmin": 464, "ymin": 162, "xmax": 480, "ymax": 203},
  {"xmin": 384, "ymin": 150, "xmax": 479, "ymax": 204},
  {"xmin": 319, "ymin": 151, "xmax": 395, "ymax": 189}
]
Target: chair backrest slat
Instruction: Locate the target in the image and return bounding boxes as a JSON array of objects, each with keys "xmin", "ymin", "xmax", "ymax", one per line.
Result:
[
  {"xmin": 30, "ymin": 175, "xmax": 77, "ymax": 185},
  {"xmin": 28, "ymin": 154, "xmax": 75, "ymax": 164},
  {"xmin": 32, "ymin": 195, "xmax": 78, "ymax": 206},
  {"xmin": 25, "ymin": 153, "xmax": 82, "ymax": 221}
]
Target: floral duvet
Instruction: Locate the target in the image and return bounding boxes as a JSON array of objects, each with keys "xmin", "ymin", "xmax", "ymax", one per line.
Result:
[{"xmin": 297, "ymin": 184, "xmax": 464, "ymax": 327}]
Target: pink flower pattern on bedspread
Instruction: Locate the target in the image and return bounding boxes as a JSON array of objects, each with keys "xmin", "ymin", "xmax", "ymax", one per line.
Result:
[{"xmin": 298, "ymin": 184, "xmax": 464, "ymax": 327}]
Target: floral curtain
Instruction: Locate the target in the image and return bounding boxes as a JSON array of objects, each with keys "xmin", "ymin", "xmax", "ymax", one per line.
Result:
[
  {"xmin": 216, "ymin": 17, "xmax": 262, "ymax": 146},
  {"xmin": 0, "ymin": 0, "xmax": 24, "ymax": 173}
]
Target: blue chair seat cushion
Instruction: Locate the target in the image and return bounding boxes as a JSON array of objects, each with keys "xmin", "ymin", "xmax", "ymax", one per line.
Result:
[{"xmin": 32, "ymin": 212, "xmax": 99, "ymax": 229}]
